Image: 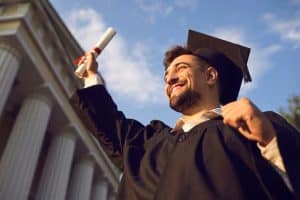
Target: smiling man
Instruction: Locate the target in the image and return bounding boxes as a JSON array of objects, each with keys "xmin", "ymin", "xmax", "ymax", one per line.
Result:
[
  {"xmin": 165, "ymin": 54, "xmax": 208, "ymax": 113},
  {"xmin": 71, "ymin": 30, "xmax": 300, "ymax": 199},
  {"xmin": 165, "ymin": 52, "xmax": 219, "ymax": 116}
]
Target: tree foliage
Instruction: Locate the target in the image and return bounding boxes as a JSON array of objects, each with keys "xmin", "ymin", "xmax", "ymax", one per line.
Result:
[{"xmin": 279, "ymin": 95, "xmax": 300, "ymax": 129}]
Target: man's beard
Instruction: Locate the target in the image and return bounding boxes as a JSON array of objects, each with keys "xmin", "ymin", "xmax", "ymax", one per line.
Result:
[{"xmin": 169, "ymin": 88, "xmax": 201, "ymax": 113}]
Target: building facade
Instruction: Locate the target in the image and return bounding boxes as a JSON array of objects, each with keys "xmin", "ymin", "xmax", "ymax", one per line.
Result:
[{"xmin": 0, "ymin": 0, "xmax": 120, "ymax": 199}]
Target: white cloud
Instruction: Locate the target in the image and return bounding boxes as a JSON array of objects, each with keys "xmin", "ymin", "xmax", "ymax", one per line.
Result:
[
  {"xmin": 212, "ymin": 27, "xmax": 281, "ymax": 95},
  {"xmin": 289, "ymin": 0, "xmax": 300, "ymax": 6},
  {"xmin": 134, "ymin": 0, "xmax": 198, "ymax": 23},
  {"xmin": 165, "ymin": 6, "xmax": 174, "ymax": 16},
  {"xmin": 135, "ymin": 0, "xmax": 163, "ymax": 13},
  {"xmin": 66, "ymin": 8, "xmax": 165, "ymax": 103},
  {"xmin": 264, "ymin": 13, "xmax": 300, "ymax": 48},
  {"xmin": 174, "ymin": 0, "xmax": 198, "ymax": 9},
  {"xmin": 135, "ymin": 0, "xmax": 174, "ymax": 18}
]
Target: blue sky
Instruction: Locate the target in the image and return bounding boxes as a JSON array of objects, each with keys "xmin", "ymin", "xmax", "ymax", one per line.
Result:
[{"xmin": 50, "ymin": 0, "xmax": 299, "ymax": 126}]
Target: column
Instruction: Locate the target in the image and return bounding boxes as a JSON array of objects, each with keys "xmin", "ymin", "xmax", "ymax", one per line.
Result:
[
  {"xmin": 0, "ymin": 94, "xmax": 52, "ymax": 199},
  {"xmin": 67, "ymin": 156, "xmax": 95, "ymax": 200},
  {"xmin": 36, "ymin": 129, "xmax": 77, "ymax": 200},
  {"xmin": 91, "ymin": 177, "xmax": 109, "ymax": 200},
  {"xmin": 108, "ymin": 191, "xmax": 116, "ymax": 200},
  {"xmin": 0, "ymin": 43, "xmax": 21, "ymax": 117}
]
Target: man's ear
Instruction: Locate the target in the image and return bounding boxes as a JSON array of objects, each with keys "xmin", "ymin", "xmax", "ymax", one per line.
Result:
[{"xmin": 205, "ymin": 66, "xmax": 218, "ymax": 86}]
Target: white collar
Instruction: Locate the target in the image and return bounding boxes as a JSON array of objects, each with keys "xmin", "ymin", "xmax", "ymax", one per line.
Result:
[{"xmin": 173, "ymin": 106, "xmax": 222, "ymax": 133}]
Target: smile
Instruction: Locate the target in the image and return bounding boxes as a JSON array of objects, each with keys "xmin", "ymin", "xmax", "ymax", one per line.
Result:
[{"xmin": 170, "ymin": 82, "xmax": 186, "ymax": 96}]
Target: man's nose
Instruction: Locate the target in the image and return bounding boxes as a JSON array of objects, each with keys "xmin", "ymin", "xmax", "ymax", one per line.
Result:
[{"xmin": 166, "ymin": 73, "xmax": 179, "ymax": 85}]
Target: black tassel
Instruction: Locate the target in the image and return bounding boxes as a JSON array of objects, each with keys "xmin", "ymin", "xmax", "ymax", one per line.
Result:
[{"xmin": 240, "ymin": 48, "xmax": 252, "ymax": 82}]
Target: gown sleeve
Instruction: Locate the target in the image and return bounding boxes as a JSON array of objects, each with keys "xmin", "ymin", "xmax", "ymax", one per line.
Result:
[
  {"xmin": 264, "ymin": 111, "xmax": 300, "ymax": 198},
  {"xmin": 70, "ymin": 85, "xmax": 146, "ymax": 169}
]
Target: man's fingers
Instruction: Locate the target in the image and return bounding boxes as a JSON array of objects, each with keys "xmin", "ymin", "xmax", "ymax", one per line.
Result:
[
  {"xmin": 223, "ymin": 116, "xmax": 241, "ymax": 129},
  {"xmin": 221, "ymin": 103, "xmax": 241, "ymax": 121},
  {"xmin": 77, "ymin": 52, "xmax": 93, "ymax": 67},
  {"xmin": 238, "ymin": 128, "xmax": 259, "ymax": 142},
  {"xmin": 222, "ymin": 101, "xmax": 254, "ymax": 139},
  {"xmin": 222, "ymin": 97, "xmax": 273, "ymax": 145},
  {"xmin": 221, "ymin": 101, "xmax": 235, "ymax": 112},
  {"xmin": 222, "ymin": 98, "xmax": 255, "ymax": 128},
  {"xmin": 222, "ymin": 105, "xmax": 244, "ymax": 127},
  {"xmin": 85, "ymin": 52, "xmax": 93, "ymax": 65},
  {"xmin": 85, "ymin": 52, "xmax": 98, "ymax": 71},
  {"xmin": 75, "ymin": 51, "xmax": 99, "ymax": 79},
  {"xmin": 77, "ymin": 56, "xmax": 86, "ymax": 66}
]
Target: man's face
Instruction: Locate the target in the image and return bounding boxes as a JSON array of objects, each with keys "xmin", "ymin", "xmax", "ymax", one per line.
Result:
[{"xmin": 164, "ymin": 54, "xmax": 206, "ymax": 113}]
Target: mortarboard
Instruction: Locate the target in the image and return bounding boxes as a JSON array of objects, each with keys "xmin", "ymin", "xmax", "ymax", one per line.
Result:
[{"xmin": 187, "ymin": 29, "xmax": 252, "ymax": 104}]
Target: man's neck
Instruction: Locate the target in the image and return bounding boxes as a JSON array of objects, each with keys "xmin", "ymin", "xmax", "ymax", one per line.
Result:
[{"xmin": 181, "ymin": 101, "xmax": 220, "ymax": 123}]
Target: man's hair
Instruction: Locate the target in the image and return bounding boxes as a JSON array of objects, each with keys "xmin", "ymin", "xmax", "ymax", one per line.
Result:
[{"xmin": 163, "ymin": 45, "xmax": 208, "ymax": 69}]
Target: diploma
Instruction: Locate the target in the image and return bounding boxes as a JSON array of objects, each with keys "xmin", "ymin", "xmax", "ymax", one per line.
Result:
[{"xmin": 74, "ymin": 27, "xmax": 117, "ymax": 78}]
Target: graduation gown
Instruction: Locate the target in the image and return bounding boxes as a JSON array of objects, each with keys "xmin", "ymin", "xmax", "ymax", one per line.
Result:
[{"xmin": 70, "ymin": 85, "xmax": 300, "ymax": 200}]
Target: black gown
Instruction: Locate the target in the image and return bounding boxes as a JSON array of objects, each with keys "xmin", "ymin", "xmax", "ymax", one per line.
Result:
[{"xmin": 70, "ymin": 85, "xmax": 300, "ymax": 200}]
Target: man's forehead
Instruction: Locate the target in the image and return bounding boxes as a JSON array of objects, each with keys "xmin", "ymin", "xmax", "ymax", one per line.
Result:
[
  {"xmin": 164, "ymin": 54, "xmax": 202, "ymax": 77},
  {"xmin": 167, "ymin": 54, "xmax": 199, "ymax": 68}
]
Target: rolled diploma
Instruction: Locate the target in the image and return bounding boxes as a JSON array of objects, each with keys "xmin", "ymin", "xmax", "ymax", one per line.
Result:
[{"xmin": 75, "ymin": 27, "xmax": 116, "ymax": 78}]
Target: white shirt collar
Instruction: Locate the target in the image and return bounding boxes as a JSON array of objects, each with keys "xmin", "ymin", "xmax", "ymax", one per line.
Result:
[{"xmin": 173, "ymin": 106, "xmax": 222, "ymax": 133}]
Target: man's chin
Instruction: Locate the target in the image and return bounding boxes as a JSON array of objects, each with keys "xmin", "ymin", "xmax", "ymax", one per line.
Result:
[
  {"xmin": 169, "ymin": 95, "xmax": 186, "ymax": 113},
  {"xmin": 169, "ymin": 90, "xmax": 201, "ymax": 113}
]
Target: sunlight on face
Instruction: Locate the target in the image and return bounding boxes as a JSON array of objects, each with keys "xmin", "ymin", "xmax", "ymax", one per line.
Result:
[{"xmin": 164, "ymin": 54, "xmax": 206, "ymax": 112}]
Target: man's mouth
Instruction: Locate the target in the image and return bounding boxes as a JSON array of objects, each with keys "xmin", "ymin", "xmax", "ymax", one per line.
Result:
[{"xmin": 170, "ymin": 82, "xmax": 186, "ymax": 96}]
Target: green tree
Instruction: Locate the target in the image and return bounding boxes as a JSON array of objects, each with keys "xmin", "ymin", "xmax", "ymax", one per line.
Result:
[{"xmin": 279, "ymin": 95, "xmax": 300, "ymax": 129}]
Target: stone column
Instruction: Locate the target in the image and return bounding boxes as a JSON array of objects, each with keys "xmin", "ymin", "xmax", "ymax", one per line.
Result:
[
  {"xmin": 108, "ymin": 191, "xmax": 116, "ymax": 200},
  {"xmin": 36, "ymin": 129, "xmax": 77, "ymax": 200},
  {"xmin": 67, "ymin": 156, "xmax": 95, "ymax": 200},
  {"xmin": 0, "ymin": 94, "xmax": 52, "ymax": 199},
  {"xmin": 0, "ymin": 43, "xmax": 21, "ymax": 117},
  {"xmin": 91, "ymin": 177, "xmax": 109, "ymax": 200}
]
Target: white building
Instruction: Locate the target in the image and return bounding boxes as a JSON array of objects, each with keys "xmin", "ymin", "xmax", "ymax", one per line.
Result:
[{"xmin": 0, "ymin": 0, "xmax": 120, "ymax": 199}]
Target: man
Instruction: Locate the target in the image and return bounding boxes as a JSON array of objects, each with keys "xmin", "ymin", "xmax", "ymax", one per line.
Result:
[{"xmin": 71, "ymin": 30, "xmax": 300, "ymax": 199}]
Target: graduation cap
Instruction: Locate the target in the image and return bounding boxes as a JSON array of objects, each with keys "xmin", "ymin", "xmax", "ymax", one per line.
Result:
[{"xmin": 187, "ymin": 29, "xmax": 252, "ymax": 104}]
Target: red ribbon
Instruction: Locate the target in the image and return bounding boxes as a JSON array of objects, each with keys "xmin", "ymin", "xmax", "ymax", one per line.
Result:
[{"xmin": 73, "ymin": 47, "xmax": 102, "ymax": 65}]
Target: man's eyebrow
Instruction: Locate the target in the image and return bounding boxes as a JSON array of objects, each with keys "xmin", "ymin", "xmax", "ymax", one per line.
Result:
[{"xmin": 175, "ymin": 61, "xmax": 191, "ymax": 67}]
